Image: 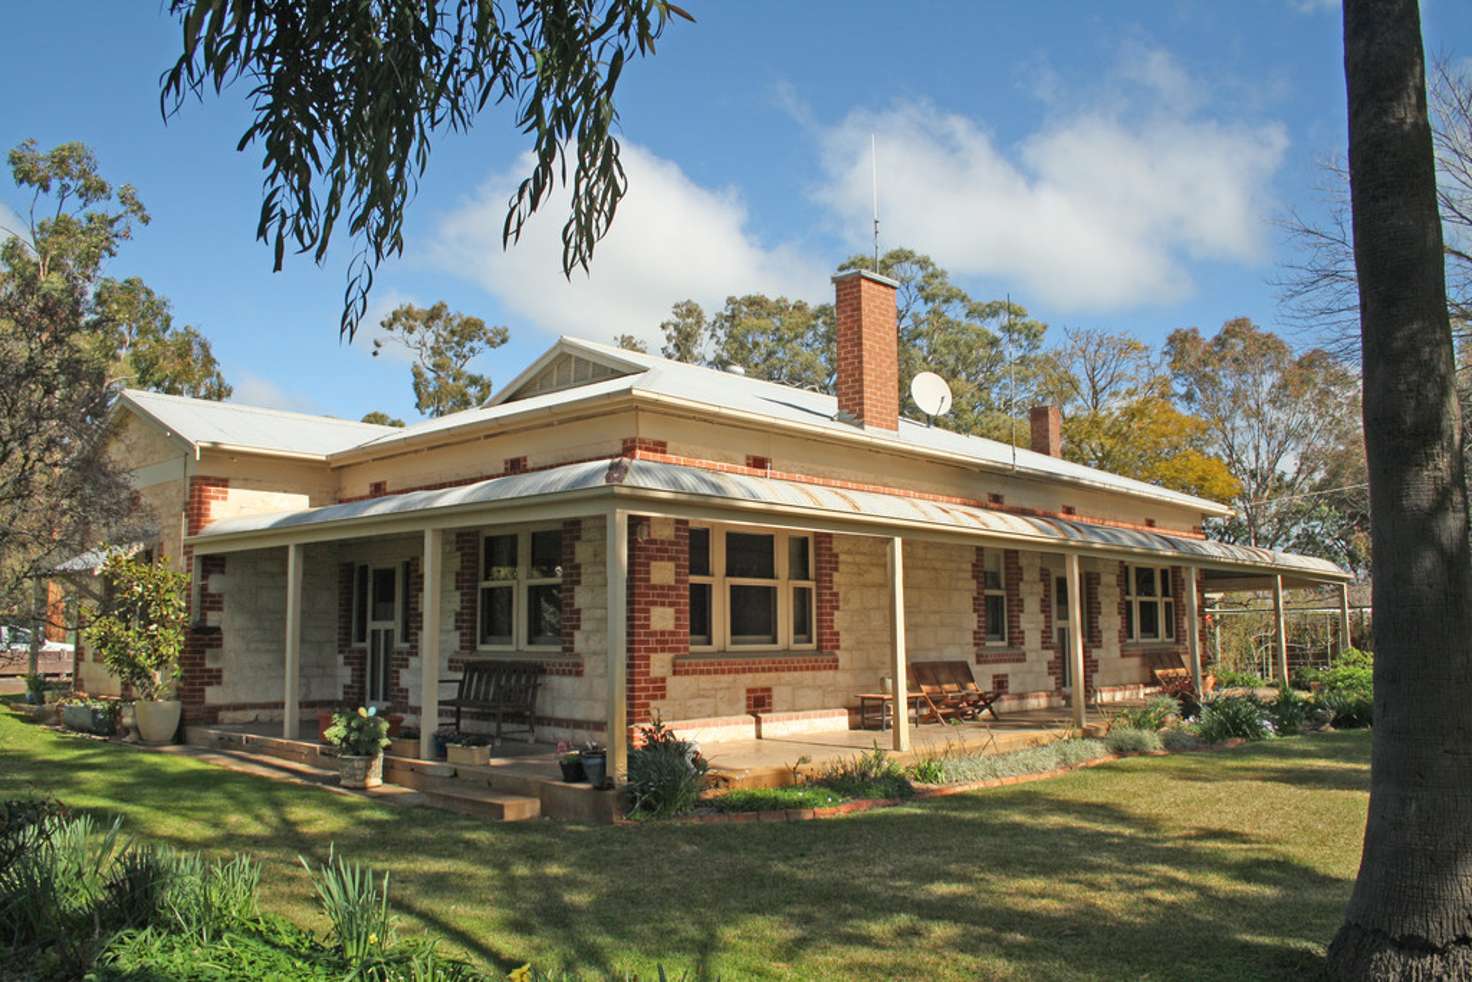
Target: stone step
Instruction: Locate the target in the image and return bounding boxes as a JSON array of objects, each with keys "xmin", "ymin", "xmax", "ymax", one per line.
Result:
[
  {"xmin": 420, "ymin": 785, "xmax": 541, "ymax": 822},
  {"xmin": 183, "ymin": 726, "xmax": 332, "ymax": 767}
]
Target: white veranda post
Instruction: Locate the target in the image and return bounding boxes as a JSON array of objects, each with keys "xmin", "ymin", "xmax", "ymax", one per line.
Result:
[
  {"xmin": 419, "ymin": 528, "xmax": 443, "ymax": 761},
  {"xmin": 1338, "ymin": 582, "xmax": 1352, "ymax": 656},
  {"xmin": 887, "ymin": 536, "xmax": 909, "ymax": 753},
  {"xmin": 1183, "ymin": 566, "xmax": 1203, "ymax": 693},
  {"xmin": 1065, "ymin": 553, "xmax": 1086, "ymax": 729},
  {"xmin": 606, "ymin": 510, "xmax": 629, "ymax": 781},
  {"xmin": 1272, "ymin": 575, "xmax": 1290, "ymax": 683},
  {"xmin": 283, "ymin": 542, "xmax": 303, "ymax": 740}
]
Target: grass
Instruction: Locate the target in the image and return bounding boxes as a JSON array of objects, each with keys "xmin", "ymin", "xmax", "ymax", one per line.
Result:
[
  {"xmin": 0, "ymin": 700, "xmax": 1372, "ymax": 981},
  {"xmin": 704, "ymin": 786, "xmax": 850, "ymax": 813}
]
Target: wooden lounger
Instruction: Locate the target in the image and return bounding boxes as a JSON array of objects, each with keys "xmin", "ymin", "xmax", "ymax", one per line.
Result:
[{"xmin": 907, "ymin": 661, "xmax": 1002, "ymax": 722}]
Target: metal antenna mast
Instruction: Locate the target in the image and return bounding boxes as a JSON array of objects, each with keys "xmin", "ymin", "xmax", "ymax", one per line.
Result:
[
  {"xmin": 1007, "ymin": 293, "xmax": 1018, "ymax": 471},
  {"xmin": 871, "ymin": 133, "xmax": 880, "ymax": 269}
]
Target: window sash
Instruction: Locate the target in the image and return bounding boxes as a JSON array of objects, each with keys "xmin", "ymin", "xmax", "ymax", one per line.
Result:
[
  {"xmin": 982, "ymin": 550, "xmax": 1007, "ymax": 645},
  {"xmin": 688, "ymin": 526, "xmax": 816, "ymax": 651},
  {"xmin": 1125, "ymin": 565, "xmax": 1176, "ymax": 643},
  {"xmin": 477, "ymin": 527, "xmax": 564, "ymax": 651}
]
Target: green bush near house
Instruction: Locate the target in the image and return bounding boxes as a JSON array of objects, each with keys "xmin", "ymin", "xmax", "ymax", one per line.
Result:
[
  {"xmin": 812, "ymin": 746, "xmax": 913, "ymax": 800},
  {"xmin": 1105, "ymin": 727, "xmax": 1164, "ymax": 754},
  {"xmin": 83, "ymin": 553, "xmax": 190, "ymax": 702},
  {"xmin": 1112, "ymin": 696, "xmax": 1179, "ymax": 732},
  {"xmin": 1197, "ymin": 694, "xmax": 1271, "ymax": 743},
  {"xmin": 1160, "ymin": 726, "xmax": 1206, "ymax": 752},
  {"xmin": 626, "ymin": 719, "xmax": 710, "ymax": 819},
  {"xmin": 918, "ymin": 738, "xmax": 1110, "ymax": 786},
  {"xmin": 1213, "ymin": 667, "xmax": 1268, "ymax": 689}
]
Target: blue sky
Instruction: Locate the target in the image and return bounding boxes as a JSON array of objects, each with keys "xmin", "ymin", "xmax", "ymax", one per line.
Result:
[{"xmin": 4, "ymin": 1, "xmax": 1469, "ymax": 423}]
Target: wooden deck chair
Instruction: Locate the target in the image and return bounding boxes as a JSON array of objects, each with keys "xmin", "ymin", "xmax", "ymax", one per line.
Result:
[
  {"xmin": 937, "ymin": 661, "xmax": 1002, "ymax": 721},
  {"xmin": 905, "ymin": 665, "xmax": 957, "ymax": 724}
]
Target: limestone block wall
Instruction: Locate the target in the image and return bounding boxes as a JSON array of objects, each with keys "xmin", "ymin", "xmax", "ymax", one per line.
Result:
[{"xmin": 210, "ymin": 544, "xmax": 339, "ymax": 723}]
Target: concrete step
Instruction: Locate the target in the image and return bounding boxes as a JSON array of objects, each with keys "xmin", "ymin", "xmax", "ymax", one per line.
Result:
[
  {"xmin": 184, "ymin": 726, "xmax": 332, "ymax": 768},
  {"xmin": 420, "ymin": 785, "xmax": 541, "ymax": 822}
]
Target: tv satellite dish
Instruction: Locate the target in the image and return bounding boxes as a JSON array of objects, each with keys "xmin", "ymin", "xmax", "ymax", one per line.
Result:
[{"xmin": 910, "ymin": 372, "xmax": 953, "ymax": 423}]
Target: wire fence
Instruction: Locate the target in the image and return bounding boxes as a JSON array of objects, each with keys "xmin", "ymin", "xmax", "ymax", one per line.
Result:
[{"xmin": 1204, "ymin": 602, "xmax": 1372, "ymax": 681}]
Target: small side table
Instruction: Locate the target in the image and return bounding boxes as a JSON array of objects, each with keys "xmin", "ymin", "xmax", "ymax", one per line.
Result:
[{"xmin": 855, "ymin": 692, "xmax": 924, "ymax": 731}]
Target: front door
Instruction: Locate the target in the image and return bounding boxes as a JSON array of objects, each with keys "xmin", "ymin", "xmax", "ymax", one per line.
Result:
[
  {"xmin": 366, "ymin": 565, "xmax": 399, "ymax": 705},
  {"xmin": 1055, "ymin": 575, "xmax": 1072, "ymax": 690}
]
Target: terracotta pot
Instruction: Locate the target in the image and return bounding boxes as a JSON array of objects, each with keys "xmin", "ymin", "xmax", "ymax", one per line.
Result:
[
  {"xmin": 338, "ymin": 754, "xmax": 383, "ymax": 789},
  {"xmin": 134, "ymin": 700, "xmax": 181, "ymax": 745},
  {"xmin": 447, "ymin": 744, "xmax": 491, "ymax": 767},
  {"xmin": 317, "ymin": 709, "xmax": 336, "ymax": 741},
  {"xmin": 386, "ymin": 714, "xmax": 405, "ymax": 737}
]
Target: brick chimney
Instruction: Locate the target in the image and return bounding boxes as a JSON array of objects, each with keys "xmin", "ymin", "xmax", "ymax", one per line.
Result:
[
  {"xmin": 833, "ymin": 268, "xmax": 900, "ymax": 430},
  {"xmin": 1030, "ymin": 405, "xmax": 1062, "ymax": 457}
]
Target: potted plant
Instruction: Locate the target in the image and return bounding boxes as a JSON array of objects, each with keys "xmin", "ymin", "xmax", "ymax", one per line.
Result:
[
  {"xmin": 387, "ymin": 726, "xmax": 420, "ymax": 758},
  {"xmin": 83, "ymin": 553, "xmax": 189, "ymax": 745},
  {"xmin": 579, "ymin": 741, "xmax": 608, "ymax": 788},
  {"xmin": 445, "ymin": 731, "xmax": 493, "ymax": 767},
  {"xmin": 60, "ymin": 697, "xmax": 119, "ymax": 736},
  {"xmin": 323, "ymin": 706, "xmax": 390, "ymax": 788},
  {"xmin": 556, "ymin": 741, "xmax": 585, "ymax": 782}
]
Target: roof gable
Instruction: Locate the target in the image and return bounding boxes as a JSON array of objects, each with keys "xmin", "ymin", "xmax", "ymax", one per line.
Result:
[
  {"xmin": 119, "ymin": 390, "xmax": 398, "ymax": 459},
  {"xmin": 484, "ymin": 338, "xmax": 646, "ymax": 407}
]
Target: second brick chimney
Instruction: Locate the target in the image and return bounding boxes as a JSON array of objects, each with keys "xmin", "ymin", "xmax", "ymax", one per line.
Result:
[
  {"xmin": 833, "ymin": 268, "xmax": 901, "ymax": 430},
  {"xmin": 1030, "ymin": 405, "xmax": 1062, "ymax": 457}
]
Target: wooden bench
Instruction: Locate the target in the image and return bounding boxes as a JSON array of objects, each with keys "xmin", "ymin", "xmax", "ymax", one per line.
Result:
[{"xmin": 443, "ymin": 660, "xmax": 544, "ymax": 742}]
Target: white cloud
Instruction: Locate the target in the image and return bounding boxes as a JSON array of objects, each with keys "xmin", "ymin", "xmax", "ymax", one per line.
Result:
[
  {"xmin": 1290, "ymin": 0, "xmax": 1338, "ymax": 12},
  {"xmin": 230, "ymin": 372, "xmax": 323, "ymax": 414},
  {"xmin": 430, "ymin": 144, "xmax": 829, "ymax": 349},
  {"xmin": 813, "ymin": 50, "xmax": 1288, "ymax": 312}
]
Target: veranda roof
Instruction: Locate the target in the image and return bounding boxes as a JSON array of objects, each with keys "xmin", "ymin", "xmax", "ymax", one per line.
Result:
[{"xmin": 188, "ymin": 457, "xmax": 1348, "ymax": 582}]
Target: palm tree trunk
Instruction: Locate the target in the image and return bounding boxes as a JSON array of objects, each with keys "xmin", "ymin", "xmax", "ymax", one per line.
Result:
[{"xmin": 1330, "ymin": 0, "xmax": 1472, "ymax": 977}]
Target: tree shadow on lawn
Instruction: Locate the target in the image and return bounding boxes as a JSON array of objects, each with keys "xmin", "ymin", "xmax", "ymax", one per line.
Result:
[
  {"xmin": 3, "ymin": 720, "xmax": 1360, "ymax": 981},
  {"xmin": 1163, "ymin": 731, "xmax": 1372, "ymax": 794}
]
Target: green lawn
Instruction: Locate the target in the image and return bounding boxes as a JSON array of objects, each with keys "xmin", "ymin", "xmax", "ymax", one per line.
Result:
[{"xmin": 0, "ymin": 704, "xmax": 1371, "ymax": 981}]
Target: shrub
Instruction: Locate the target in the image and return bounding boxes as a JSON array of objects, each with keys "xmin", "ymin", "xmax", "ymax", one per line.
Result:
[
  {"xmin": 1265, "ymin": 687, "xmax": 1311, "ymax": 735},
  {"xmin": 83, "ymin": 553, "xmax": 190, "ymax": 701},
  {"xmin": 163, "ymin": 851, "xmax": 261, "ymax": 943},
  {"xmin": 1105, "ymin": 727, "xmax": 1163, "ymax": 754},
  {"xmin": 323, "ymin": 707, "xmax": 390, "ymax": 758},
  {"xmin": 1197, "ymin": 694, "xmax": 1270, "ymax": 743},
  {"xmin": 1112, "ymin": 696, "xmax": 1178, "ymax": 732},
  {"xmin": 1214, "ymin": 667, "xmax": 1267, "ymax": 689},
  {"xmin": 626, "ymin": 719, "xmax": 709, "ymax": 818},
  {"xmin": 926, "ymin": 738, "xmax": 1110, "ymax": 785},
  {"xmin": 1316, "ymin": 689, "xmax": 1373, "ymax": 728},
  {"xmin": 1157, "ymin": 674, "xmax": 1201, "ymax": 719},
  {"xmin": 814, "ymin": 746, "xmax": 913, "ymax": 800},
  {"xmin": 302, "ymin": 847, "xmax": 393, "ymax": 967},
  {"xmin": 908, "ymin": 757, "xmax": 946, "ymax": 784},
  {"xmin": 1161, "ymin": 727, "xmax": 1205, "ymax": 752}
]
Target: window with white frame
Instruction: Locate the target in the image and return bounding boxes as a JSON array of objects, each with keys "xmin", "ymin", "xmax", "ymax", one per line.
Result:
[
  {"xmin": 1124, "ymin": 565, "xmax": 1175, "ymax": 642},
  {"xmin": 349, "ymin": 562, "xmax": 411, "ymax": 648},
  {"xmin": 981, "ymin": 549, "xmax": 1007, "ymax": 645},
  {"xmin": 478, "ymin": 528, "xmax": 563, "ymax": 650},
  {"xmin": 688, "ymin": 526, "xmax": 816, "ymax": 652}
]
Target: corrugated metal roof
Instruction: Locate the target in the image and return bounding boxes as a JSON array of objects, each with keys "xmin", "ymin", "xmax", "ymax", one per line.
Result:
[
  {"xmin": 120, "ymin": 390, "xmax": 398, "ymax": 458},
  {"xmin": 193, "ymin": 457, "xmax": 1345, "ymax": 579},
  {"xmin": 338, "ymin": 337, "xmax": 1234, "ymax": 516}
]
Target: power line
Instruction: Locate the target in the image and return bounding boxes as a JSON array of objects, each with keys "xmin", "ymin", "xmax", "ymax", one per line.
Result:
[{"xmin": 1244, "ymin": 482, "xmax": 1369, "ymax": 507}]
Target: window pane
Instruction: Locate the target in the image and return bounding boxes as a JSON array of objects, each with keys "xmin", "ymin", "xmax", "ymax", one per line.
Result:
[
  {"xmin": 985, "ymin": 594, "xmax": 1007, "ymax": 643},
  {"xmin": 479, "ymin": 586, "xmax": 513, "ymax": 646},
  {"xmin": 1134, "ymin": 566, "xmax": 1157, "ymax": 598},
  {"xmin": 1138, "ymin": 599, "xmax": 1159, "ymax": 639},
  {"xmin": 689, "ymin": 583, "xmax": 712, "ymax": 645},
  {"xmin": 984, "ymin": 550, "xmax": 1004, "ymax": 591},
  {"xmin": 483, "ymin": 534, "xmax": 517, "ymax": 581},
  {"xmin": 726, "ymin": 532, "xmax": 775, "ymax": 579},
  {"xmin": 730, "ymin": 584, "xmax": 777, "ymax": 644},
  {"xmin": 793, "ymin": 586, "xmax": 814, "ymax": 644},
  {"xmin": 530, "ymin": 530, "xmax": 563, "ymax": 579},
  {"xmin": 1125, "ymin": 601, "xmax": 1134, "ymax": 639},
  {"xmin": 353, "ymin": 565, "xmax": 368, "ymax": 643},
  {"xmin": 1164, "ymin": 600, "xmax": 1176, "ymax": 640},
  {"xmin": 527, "ymin": 584, "xmax": 561, "ymax": 646},
  {"xmin": 1054, "ymin": 576, "xmax": 1068, "ymax": 620},
  {"xmin": 371, "ymin": 567, "xmax": 397, "ymax": 623},
  {"xmin": 689, "ymin": 527, "xmax": 711, "ymax": 578},
  {"xmin": 789, "ymin": 536, "xmax": 811, "ymax": 581}
]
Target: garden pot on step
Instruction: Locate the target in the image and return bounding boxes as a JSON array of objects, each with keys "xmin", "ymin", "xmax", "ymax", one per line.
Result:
[
  {"xmin": 447, "ymin": 744, "xmax": 492, "ymax": 767},
  {"xmin": 317, "ymin": 709, "xmax": 335, "ymax": 741},
  {"xmin": 581, "ymin": 751, "xmax": 607, "ymax": 788},
  {"xmin": 134, "ymin": 699, "xmax": 181, "ymax": 744},
  {"xmin": 559, "ymin": 758, "xmax": 586, "ymax": 782},
  {"xmin": 338, "ymin": 754, "xmax": 383, "ymax": 789}
]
